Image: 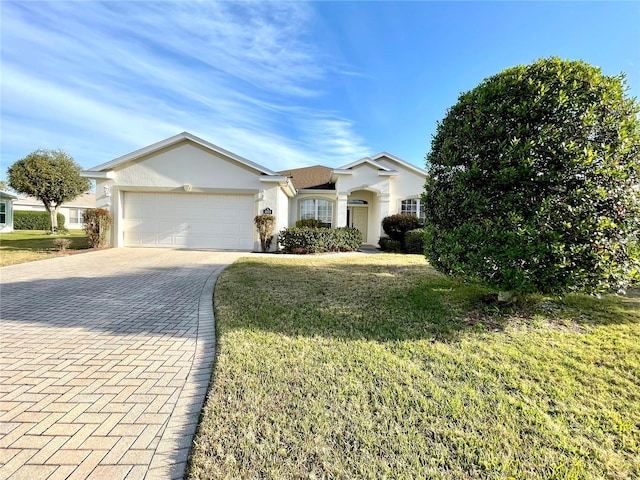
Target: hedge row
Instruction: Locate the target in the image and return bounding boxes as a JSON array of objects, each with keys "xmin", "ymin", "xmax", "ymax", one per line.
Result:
[
  {"xmin": 279, "ymin": 227, "xmax": 362, "ymax": 254},
  {"xmin": 380, "ymin": 228, "xmax": 428, "ymax": 254},
  {"xmin": 14, "ymin": 211, "xmax": 65, "ymax": 230}
]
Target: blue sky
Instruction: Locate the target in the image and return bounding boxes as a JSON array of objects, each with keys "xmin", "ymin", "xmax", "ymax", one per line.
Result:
[{"xmin": 1, "ymin": 1, "xmax": 639, "ymax": 180}]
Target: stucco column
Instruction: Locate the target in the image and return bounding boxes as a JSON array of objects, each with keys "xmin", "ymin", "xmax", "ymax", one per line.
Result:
[
  {"xmin": 370, "ymin": 193, "xmax": 389, "ymax": 239},
  {"xmin": 336, "ymin": 193, "xmax": 348, "ymax": 227}
]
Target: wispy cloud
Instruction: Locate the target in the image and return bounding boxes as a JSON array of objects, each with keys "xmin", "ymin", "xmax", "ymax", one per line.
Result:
[{"xmin": 1, "ymin": 0, "xmax": 370, "ymax": 172}]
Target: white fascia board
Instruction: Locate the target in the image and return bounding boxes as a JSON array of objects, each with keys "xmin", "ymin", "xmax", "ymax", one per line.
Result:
[
  {"xmin": 370, "ymin": 152, "xmax": 428, "ymax": 176},
  {"xmin": 260, "ymin": 175, "xmax": 296, "ymax": 197},
  {"xmin": 81, "ymin": 171, "xmax": 115, "ymax": 179},
  {"xmin": 337, "ymin": 157, "xmax": 394, "ymax": 171},
  {"xmin": 378, "ymin": 170, "xmax": 398, "ymax": 177},
  {"xmin": 0, "ymin": 190, "xmax": 18, "ymax": 199},
  {"xmin": 330, "ymin": 169, "xmax": 352, "ymax": 183},
  {"xmin": 297, "ymin": 189, "xmax": 336, "ymax": 194},
  {"xmin": 87, "ymin": 131, "xmax": 279, "ymax": 176},
  {"xmin": 259, "ymin": 175, "xmax": 290, "ymax": 183}
]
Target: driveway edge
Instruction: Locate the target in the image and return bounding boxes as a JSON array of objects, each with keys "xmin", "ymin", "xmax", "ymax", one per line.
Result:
[{"xmin": 146, "ymin": 263, "xmax": 229, "ymax": 480}]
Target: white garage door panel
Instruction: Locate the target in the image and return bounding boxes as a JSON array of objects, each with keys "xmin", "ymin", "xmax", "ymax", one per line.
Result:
[{"xmin": 123, "ymin": 192, "xmax": 254, "ymax": 249}]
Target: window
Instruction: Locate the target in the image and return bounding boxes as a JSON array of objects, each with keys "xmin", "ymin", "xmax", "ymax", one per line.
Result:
[
  {"xmin": 300, "ymin": 199, "xmax": 333, "ymax": 227},
  {"xmin": 401, "ymin": 198, "xmax": 425, "ymax": 223},
  {"xmin": 68, "ymin": 208, "xmax": 86, "ymax": 224},
  {"xmin": 0, "ymin": 202, "xmax": 6, "ymax": 224}
]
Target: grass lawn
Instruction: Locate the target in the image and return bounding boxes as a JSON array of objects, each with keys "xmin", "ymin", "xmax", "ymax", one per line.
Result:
[
  {"xmin": 188, "ymin": 254, "xmax": 640, "ymax": 480},
  {"xmin": 0, "ymin": 230, "xmax": 90, "ymax": 266}
]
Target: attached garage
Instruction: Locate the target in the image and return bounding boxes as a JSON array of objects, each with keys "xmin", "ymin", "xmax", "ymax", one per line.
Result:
[
  {"xmin": 123, "ymin": 192, "xmax": 255, "ymax": 249},
  {"xmin": 81, "ymin": 132, "xmax": 295, "ymax": 250}
]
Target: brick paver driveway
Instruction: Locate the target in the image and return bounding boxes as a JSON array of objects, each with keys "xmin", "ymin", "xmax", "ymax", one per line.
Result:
[{"xmin": 0, "ymin": 248, "xmax": 246, "ymax": 480}]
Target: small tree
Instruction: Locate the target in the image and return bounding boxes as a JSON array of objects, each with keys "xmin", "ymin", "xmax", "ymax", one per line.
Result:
[
  {"xmin": 254, "ymin": 214, "xmax": 276, "ymax": 252},
  {"xmin": 83, "ymin": 208, "xmax": 112, "ymax": 248},
  {"xmin": 424, "ymin": 57, "xmax": 640, "ymax": 295},
  {"xmin": 8, "ymin": 149, "xmax": 90, "ymax": 233}
]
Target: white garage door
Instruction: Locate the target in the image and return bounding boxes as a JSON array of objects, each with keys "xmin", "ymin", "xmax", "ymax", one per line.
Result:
[{"xmin": 123, "ymin": 192, "xmax": 255, "ymax": 249}]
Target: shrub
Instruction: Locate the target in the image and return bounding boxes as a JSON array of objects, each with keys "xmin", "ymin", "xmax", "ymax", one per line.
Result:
[
  {"xmin": 425, "ymin": 57, "xmax": 640, "ymax": 295},
  {"xmin": 382, "ymin": 214, "xmax": 422, "ymax": 246},
  {"xmin": 404, "ymin": 229, "xmax": 427, "ymax": 254},
  {"xmin": 279, "ymin": 227, "xmax": 362, "ymax": 254},
  {"xmin": 295, "ymin": 219, "xmax": 326, "ymax": 228},
  {"xmin": 83, "ymin": 208, "xmax": 112, "ymax": 248},
  {"xmin": 53, "ymin": 238, "xmax": 71, "ymax": 252},
  {"xmin": 379, "ymin": 237, "xmax": 402, "ymax": 253},
  {"xmin": 14, "ymin": 211, "xmax": 65, "ymax": 230},
  {"xmin": 254, "ymin": 214, "xmax": 276, "ymax": 252}
]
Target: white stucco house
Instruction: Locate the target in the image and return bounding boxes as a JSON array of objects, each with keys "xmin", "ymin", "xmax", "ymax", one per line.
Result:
[
  {"xmin": 81, "ymin": 132, "xmax": 427, "ymax": 251},
  {"xmin": 12, "ymin": 193, "xmax": 96, "ymax": 230},
  {"xmin": 0, "ymin": 190, "xmax": 18, "ymax": 233}
]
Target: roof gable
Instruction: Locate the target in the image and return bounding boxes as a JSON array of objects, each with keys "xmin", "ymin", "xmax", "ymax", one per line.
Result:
[
  {"xmin": 336, "ymin": 157, "xmax": 395, "ymax": 172},
  {"xmin": 368, "ymin": 152, "xmax": 427, "ymax": 176},
  {"xmin": 85, "ymin": 132, "xmax": 279, "ymax": 176}
]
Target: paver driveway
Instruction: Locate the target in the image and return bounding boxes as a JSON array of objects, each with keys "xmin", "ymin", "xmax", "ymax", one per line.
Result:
[{"xmin": 0, "ymin": 248, "xmax": 246, "ymax": 480}]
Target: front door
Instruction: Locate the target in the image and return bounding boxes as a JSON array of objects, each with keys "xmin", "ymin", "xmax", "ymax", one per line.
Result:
[{"xmin": 348, "ymin": 206, "xmax": 368, "ymax": 243}]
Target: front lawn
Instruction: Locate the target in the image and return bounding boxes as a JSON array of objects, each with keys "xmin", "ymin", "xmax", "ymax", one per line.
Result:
[
  {"xmin": 0, "ymin": 230, "xmax": 90, "ymax": 266},
  {"xmin": 188, "ymin": 254, "xmax": 640, "ymax": 480}
]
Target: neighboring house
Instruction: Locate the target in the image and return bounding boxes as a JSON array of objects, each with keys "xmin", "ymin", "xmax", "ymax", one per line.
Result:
[
  {"xmin": 0, "ymin": 190, "xmax": 18, "ymax": 233},
  {"xmin": 13, "ymin": 192, "xmax": 96, "ymax": 229},
  {"xmin": 81, "ymin": 132, "xmax": 427, "ymax": 250}
]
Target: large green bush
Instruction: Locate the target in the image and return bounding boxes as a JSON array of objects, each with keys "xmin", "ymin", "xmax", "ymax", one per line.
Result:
[
  {"xmin": 424, "ymin": 57, "xmax": 640, "ymax": 295},
  {"xmin": 14, "ymin": 211, "xmax": 65, "ymax": 230},
  {"xmin": 279, "ymin": 227, "xmax": 362, "ymax": 254}
]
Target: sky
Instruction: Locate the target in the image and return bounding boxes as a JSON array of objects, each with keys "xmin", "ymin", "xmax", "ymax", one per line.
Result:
[{"xmin": 1, "ymin": 1, "xmax": 639, "ymax": 180}]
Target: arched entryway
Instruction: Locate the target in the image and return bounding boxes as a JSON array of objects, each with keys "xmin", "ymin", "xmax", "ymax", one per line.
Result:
[{"xmin": 346, "ymin": 190, "xmax": 376, "ymax": 243}]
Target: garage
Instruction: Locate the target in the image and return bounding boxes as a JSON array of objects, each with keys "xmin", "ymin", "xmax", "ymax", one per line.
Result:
[{"xmin": 123, "ymin": 192, "xmax": 255, "ymax": 250}]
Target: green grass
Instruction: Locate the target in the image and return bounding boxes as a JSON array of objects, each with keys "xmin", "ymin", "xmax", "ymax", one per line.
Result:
[
  {"xmin": 188, "ymin": 254, "xmax": 640, "ymax": 480},
  {"xmin": 0, "ymin": 230, "xmax": 90, "ymax": 266}
]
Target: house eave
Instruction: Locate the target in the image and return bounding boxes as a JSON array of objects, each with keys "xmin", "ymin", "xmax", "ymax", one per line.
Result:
[
  {"xmin": 260, "ymin": 176, "xmax": 296, "ymax": 197},
  {"xmin": 81, "ymin": 171, "xmax": 115, "ymax": 179},
  {"xmin": 297, "ymin": 189, "xmax": 336, "ymax": 194},
  {"xmin": 0, "ymin": 190, "xmax": 19, "ymax": 200}
]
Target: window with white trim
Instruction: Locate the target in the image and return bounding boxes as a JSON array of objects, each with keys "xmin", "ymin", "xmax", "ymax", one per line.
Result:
[
  {"xmin": 300, "ymin": 199, "xmax": 333, "ymax": 227},
  {"xmin": 0, "ymin": 202, "xmax": 6, "ymax": 224},
  {"xmin": 401, "ymin": 198, "xmax": 425, "ymax": 223},
  {"xmin": 68, "ymin": 208, "xmax": 86, "ymax": 224}
]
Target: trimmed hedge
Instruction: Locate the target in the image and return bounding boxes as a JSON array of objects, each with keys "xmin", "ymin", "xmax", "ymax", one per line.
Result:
[
  {"xmin": 379, "ymin": 237, "xmax": 402, "ymax": 253},
  {"xmin": 382, "ymin": 214, "xmax": 422, "ymax": 245},
  {"xmin": 14, "ymin": 210, "xmax": 65, "ymax": 230},
  {"xmin": 295, "ymin": 219, "xmax": 326, "ymax": 228},
  {"xmin": 279, "ymin": 227, "xmax": 362, "ymax": 254},
  {"xmin": 379, "ymin": 228, "xmax": 428, "ymax": 254},
  {"xmin": 405, "ymin": 229, "xmax": 428, "ymax": 254}
]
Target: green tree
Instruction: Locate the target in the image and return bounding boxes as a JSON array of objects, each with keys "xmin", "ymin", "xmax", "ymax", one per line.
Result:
[
  {"xmin": 424, "ymin": 57, "xmax": 640, "ymax": 295},
  {"xmin": 8, "ymin": 149, "xmax": 90, "ymax": 233},
  {"xmin": 0, "ymin": 180, "xmax": 9, "ymax": 191}
]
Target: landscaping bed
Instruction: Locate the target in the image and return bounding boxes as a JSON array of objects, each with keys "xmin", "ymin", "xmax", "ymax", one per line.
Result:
[{"xmin": 188, "ymin": 254, "xmax": 640, "ymax": 479}]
